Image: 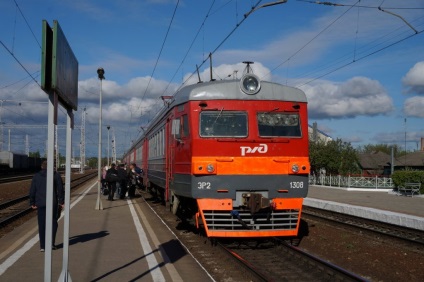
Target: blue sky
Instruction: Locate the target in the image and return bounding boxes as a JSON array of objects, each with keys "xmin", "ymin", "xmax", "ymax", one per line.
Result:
[{"xmin": 0, "ymin": 0, "xmax": 423, "ymax": 159}]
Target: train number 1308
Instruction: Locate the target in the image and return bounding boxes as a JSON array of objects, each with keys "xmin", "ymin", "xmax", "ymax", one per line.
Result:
[{"xmin": 290, "ymin": 182, "xmax": 304, "ymax": 189}]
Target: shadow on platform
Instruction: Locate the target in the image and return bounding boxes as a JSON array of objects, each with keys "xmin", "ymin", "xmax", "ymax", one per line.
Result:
[{"xmin": 56, "ymin": 230, "xmax": 110, "ymax": 249}]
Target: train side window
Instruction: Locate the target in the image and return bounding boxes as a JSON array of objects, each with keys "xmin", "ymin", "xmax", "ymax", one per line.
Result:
[
  {"xmin": 172, "ymin": 118, "xmax": 181, "ymax": 139},
  {"xmin": 182, "ymin": 114, "xmax": 190, "ymax": 137},
  {"xmin": 257, "ymin": 112, "xmax": 301, "ymax": 137}
]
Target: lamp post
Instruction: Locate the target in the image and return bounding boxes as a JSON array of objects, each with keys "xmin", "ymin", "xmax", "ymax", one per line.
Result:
[
  {"xmin": 95, "ymin": 67, "xmax": 105, "ymax": 210},
  {"xmin": 107, "ymin": 125, "xmax": 110, "ymax": 167}
]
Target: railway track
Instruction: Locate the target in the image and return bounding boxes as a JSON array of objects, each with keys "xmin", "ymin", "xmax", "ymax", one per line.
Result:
[
  {"xmin": 141, "ymin": 192, "xmax": 367, "ymax": 281},
  {"xmin": 302, "ymin": 206, "xmax": 424, "ymax": 249},
  {"xmin": 0, "ymin": 175, "xmax": 33, "ymax": 184},
  {"xmin": 219, "ymin": 239, "xmax": 365, "ymax": 282},
  {"xmin": 0, "ymin": 168, "xmax": 72, "ymax": 184},
  {"xmin": 0, "ymin": 171, "xmax": 97, "ymax": 229}
]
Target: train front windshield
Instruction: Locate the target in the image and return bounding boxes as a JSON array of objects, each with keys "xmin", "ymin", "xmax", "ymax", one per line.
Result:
[
  {"xmin": 257, "ymin": 112, "xmax": 301, "ymax": 137},
  {"xmin": 200, "ymin": 111, "xmax": 247, "ymax": 137},
  {"xmin": 199, "ymin": 111, "xmax": 301, "ymax": 138}
]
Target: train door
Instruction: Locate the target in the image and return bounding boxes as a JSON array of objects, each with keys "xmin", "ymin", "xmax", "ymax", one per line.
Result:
[
  {"xmin": 142, "ymin": 138, "xmax": 148, "ymax": 188},
  {"xmin": 165, "ymin": 116, "xmax": 177, "ymax": 203}
]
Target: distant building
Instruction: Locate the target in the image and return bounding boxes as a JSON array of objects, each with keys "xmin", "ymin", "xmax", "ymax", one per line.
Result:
[
  {"xmin": 357, "ymin": 151, "xmax": 392, "ymax": 176},
  {"xmin": 308, "ymin": 122, "xmax": 332, "ymax": 144},
  {"xmin": 358, "ymin": 150, "xmax": 424, "ymax": 176},
  {"xmin": 395, "ymin": 151, "xmax": 424, "ymax": 171}
]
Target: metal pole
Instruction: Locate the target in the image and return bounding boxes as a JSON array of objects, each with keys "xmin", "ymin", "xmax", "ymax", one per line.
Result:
[
  {"xmin": 44, "ymin": 92, "xmax": 56, "ymax": 281},
  {"xmin": 59, "ymin": 109, "xmax": 73, "ymax": 281},
  {"xmin": 95, "ymin": 68, "xmax": 104, "ymax": 210},
  {"xmin": 107, "ymin": 126, "xmax": 110, "ymax": 167},
  {"xmin": 391, "ymin": 146, "xmax": 394, "ymax": 175}
]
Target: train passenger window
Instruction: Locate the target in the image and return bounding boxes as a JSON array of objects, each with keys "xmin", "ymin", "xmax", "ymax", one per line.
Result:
[
  {"xmin": 172, "ymin": 118, "xmax": 181, "ymax": 139},
  {"xmin": 182, "ymin": 115, "xmax": 190, "ymax": 137},
  {"xmin": 200, "ymin": 111, "xmax": 247, "ymax": 137},
  {"xmin": 257, "ymin": 112, "xmax": 301, "ymax": 137}
]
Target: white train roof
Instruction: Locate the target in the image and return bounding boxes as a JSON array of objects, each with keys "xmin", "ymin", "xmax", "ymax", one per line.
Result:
[{"xmin": 171, "ymin": 78, "xmax": 307, "ymax": 106}]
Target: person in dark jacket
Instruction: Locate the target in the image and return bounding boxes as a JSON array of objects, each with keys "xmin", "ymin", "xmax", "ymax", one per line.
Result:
[
  {"xmin": 117, "ymin": 164, "xmax": 128, "ymax": 199},
  {"xmin": 29, "ymin": 161, "xmax": 64, "ymax": 252},
  {"xmin": 106, "ymin": 163, "xmax": 119, "ymax": 201}
]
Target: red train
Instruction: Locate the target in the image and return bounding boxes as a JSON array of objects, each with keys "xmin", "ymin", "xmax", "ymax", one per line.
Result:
[{"xmin": 123, "ymin": 63, "xmax": 310, "ymax": 238}]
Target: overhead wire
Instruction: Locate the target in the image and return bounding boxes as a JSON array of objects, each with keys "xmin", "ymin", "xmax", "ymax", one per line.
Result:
[
  {"xmin": 176, "ymin": 0, "xmax": 264, "ymax": 91},
  {"xmin": 0, "ymin": 41, "xmax": 41, "ymax": 87},
  {"xmin": 262, "ymin": 0, "xmax": 361, "ymax": 81},
  {"xmin": 130, "ymin": 0, "xmax": 263, "ymax": 143},
  {"xmin": 138, "ymin": 0, "xmax": 180, "ymax": 103},
  {"xmin": 12, "ymin": 0, "xmax": 41, "ymax": 49},
  {"xmin": 128, "ymin": 1, "xmax": 180, "ymax": 143},
  {"xmin": 297, "ymin": 0, "xmax": 424, "ymax": 9},
  {"xmin": 290, "ymin": 3, "xmax": 424, "ymax": 87},
  {"xmin": 0, "ymin": 71, "xmax": 39, "ymax": 89},
  {"xmin": 159, "ymin": 0, "xmax": 218, "ymax": 97},
  {"xmin": 295, "ymin": 28, "xmax": 423, "ymax": 88}
]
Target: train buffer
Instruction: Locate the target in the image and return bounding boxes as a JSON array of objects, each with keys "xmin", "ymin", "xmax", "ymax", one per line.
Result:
[{"xmin": 397, "ymin": 182, "xmax": 421, "ymax": 197}]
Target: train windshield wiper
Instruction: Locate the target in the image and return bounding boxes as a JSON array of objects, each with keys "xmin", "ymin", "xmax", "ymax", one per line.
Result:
[{"xmin": 211, "ymin": 107, "xmax": 224, "ymax": 127}]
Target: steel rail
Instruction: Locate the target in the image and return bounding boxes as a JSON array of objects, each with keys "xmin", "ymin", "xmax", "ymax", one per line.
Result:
[
  {"xmin": 0, "ymin": 175, "xmax": 33, "ymax": 184},
  {"xmin": 275, "ymin": 238, "xmax": 366, "ymax": 281},
  {"xmin": 0, "ymin": 195, "xmax": 29, "ymax": 210},
  {"xmin": 218, "ymin": 242, "xmax": 271, "ymax": 282},
  {"xmin": 302, "ymin": 206, "xmax": 424, "ymax": 247},
  {"xmin": 219, "ymin": 238, "xmax": 365, "ymax": 282}
]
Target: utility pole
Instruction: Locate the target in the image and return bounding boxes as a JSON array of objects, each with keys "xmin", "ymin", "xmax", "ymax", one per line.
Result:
[
  {"xmin": 80, "ymin": 107, "xmax": 86, "ymax": 173},
  {"xmin": 107, "ymin": 125, "xmax": 110, "ymax": 166},
  {"xmin": 0, "ymin": 100, "xmax": 4, "ymax": 151},
  {"xmin": 55, "ymin": 125, "xmax": 59, "ymax": 169},
  {"xmin": 111, "ymin": 127, "xmax": 116, "ymax": 164},
  {"xmin": 25, "ymin": 134, "xmax": 29, "ymax": 156}
]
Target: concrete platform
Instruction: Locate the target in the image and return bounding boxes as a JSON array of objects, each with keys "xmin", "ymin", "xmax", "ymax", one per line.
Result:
[
  {"xmin": 305, "ymin": 185, "xmax": 424, "ymax": 231},
  {"xmin": 0, "ymin": 181, "xmax": 213, "ymax": 281}
]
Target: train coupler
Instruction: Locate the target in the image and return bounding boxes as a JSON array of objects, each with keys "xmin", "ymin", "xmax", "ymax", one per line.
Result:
[{"xmin": 241, "ymin": 192, "xmax": 271, "ymax": 214}]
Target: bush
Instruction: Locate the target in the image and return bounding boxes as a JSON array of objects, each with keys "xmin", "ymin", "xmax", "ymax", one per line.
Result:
[{"xmin": 392, "ymin": 171, "xmax": 424, "ymax": 194}]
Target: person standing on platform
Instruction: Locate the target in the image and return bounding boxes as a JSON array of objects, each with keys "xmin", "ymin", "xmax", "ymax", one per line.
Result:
[
  {"xmin": 101, "ymin": 165, "xmax": 109, "ymax": 195},
  {"xmin": 118, "ymin": 163, "xmax": 128, "ymax": 199},
  {"xmin": 106, "ymin": 163, "xmax": 119, "ymax": 201},
  {"xmin": 29, "ymin": 161, "xmax": 64, "ymax": 252},
  {"xmin": 128, "ymin": 163, "xmax": 142, "ymax": 198}
]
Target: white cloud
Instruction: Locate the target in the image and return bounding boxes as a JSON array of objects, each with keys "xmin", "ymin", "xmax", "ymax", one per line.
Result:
[
  {"xmin": 374, "ymin": 130, "xmax": 424, "ymax": 145},
  {"xmin": 404, "ymin": 96, "xmax": 424, "ymax": 117},
  {"xmin": 341, "ymin": 136, "xmax": 363, "ymax": 143},
  {"xmin": 302, "ymin": 77, "xmax": 394, "ymax": 119},
  {"xmin": 183, "ymin": 62, "xmax": 272, "ymax": 85},
  {"xmin": 402, "ymin": 61, "xmax": 424, "ymax": 94}
]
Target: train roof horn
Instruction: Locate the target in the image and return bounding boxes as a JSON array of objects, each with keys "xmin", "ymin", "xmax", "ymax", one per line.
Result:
[{"xmin": 242, "ymin": 61, "xmax": 254, "ymax": 75}]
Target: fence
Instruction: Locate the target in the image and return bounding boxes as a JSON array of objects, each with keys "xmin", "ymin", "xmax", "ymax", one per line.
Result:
[{"xmin": 309, "ymin": 175, "xmax": 394, "ymax": 189}]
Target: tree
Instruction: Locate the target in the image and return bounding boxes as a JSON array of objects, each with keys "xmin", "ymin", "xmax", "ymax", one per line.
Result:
[
  {"xmin": 310, "ymin": 138, "xmax": 360, "ymax": 175},
  {"xmin": 29, "ymin": 151, "xmax": 41, "ymax": 158},
  {"xmin": 87, "ymin": 157, "xmax": 98, "ymax": 169},
  {"xmin": 357, "ymin": 144, "xmax": 404, "ymax": 156}
]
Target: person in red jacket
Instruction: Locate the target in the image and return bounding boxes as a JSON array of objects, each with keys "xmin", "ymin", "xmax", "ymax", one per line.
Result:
[{"xmin": 29, "ymin": 161, "xmax": 64, "ymax": 252}]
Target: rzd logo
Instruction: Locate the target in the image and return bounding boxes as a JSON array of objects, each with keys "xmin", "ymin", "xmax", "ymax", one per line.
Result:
[{"xmin": 240, "ymin": 144, "xmax": 268, "ymax": 156}]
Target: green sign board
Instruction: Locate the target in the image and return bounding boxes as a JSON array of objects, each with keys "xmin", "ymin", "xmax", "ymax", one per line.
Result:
[
  {"xmin": 41, "ymin": 20, "xmax": 53, "ymax": 91},
  {"xmin": 41, "ymin": 20, "xmax": 78, "ymax": 111}
]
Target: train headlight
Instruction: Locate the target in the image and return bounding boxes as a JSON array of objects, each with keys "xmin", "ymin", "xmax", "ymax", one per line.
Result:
[
  {"xmin": 291, "ymin": 164, "xmax": 299, "ymax": 173},
  {"xmin": 240, "ymin": 74, "xmax": 261, "ymax": 95},
  {"xmin": 207, "ymin": 164, "xmax": 215, "ymax": 173}
]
